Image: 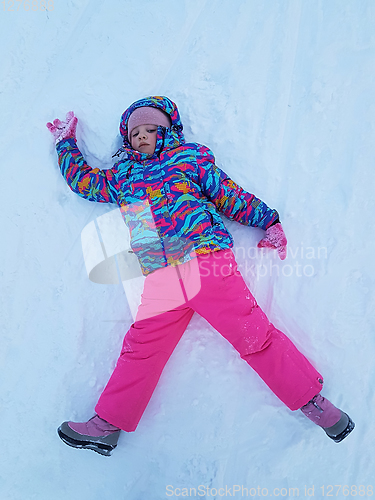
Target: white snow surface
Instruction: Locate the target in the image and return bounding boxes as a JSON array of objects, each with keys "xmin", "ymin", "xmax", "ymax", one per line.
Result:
[{"xmin": 1, "ymin": 1, "xmax": 375, "ymax": 499}]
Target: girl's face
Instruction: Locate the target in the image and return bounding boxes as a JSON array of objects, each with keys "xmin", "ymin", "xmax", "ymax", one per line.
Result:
[{"xmin": 130, "ymin": 124, "xmax": 157, "ymax": 155}]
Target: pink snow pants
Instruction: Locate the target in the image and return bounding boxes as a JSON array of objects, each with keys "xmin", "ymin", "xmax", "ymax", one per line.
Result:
[{"xmin": 95, "ymin": 249, "xmax": 323, "ymax": 431}]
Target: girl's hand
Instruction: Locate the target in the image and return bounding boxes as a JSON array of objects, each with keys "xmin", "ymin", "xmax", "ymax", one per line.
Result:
[
  {"xmin": 46, "ymin": 111, "xmax": 78, "ymax": 143},
  {"xmin": 257, "ymin": 222, "xmax": 287, "ymax": 260}
]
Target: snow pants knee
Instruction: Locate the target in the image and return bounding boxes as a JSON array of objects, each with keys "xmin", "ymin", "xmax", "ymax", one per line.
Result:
[{"xmin": 95, "ymin": 249, "xmax": 323, "ymax": 431}]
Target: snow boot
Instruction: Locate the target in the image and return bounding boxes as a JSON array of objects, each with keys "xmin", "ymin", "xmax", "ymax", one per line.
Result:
[
  {"xmin": 57, "ymin": 415, "xmax": 121, "ymax": 456},
  {"xmin": 301, "ymin": 394, "xmax": 354, "ymax": 443}
]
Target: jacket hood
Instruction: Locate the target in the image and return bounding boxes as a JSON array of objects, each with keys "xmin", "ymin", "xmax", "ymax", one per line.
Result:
[{"xmin": 119, "ymin": 96, "xmax": 185, "ymax": 152}]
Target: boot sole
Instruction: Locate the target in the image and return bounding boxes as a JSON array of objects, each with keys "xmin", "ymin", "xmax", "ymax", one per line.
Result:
[
  {"xmin": 57, "ymin": 427, "xmax": 116, "ymax": 456},
  {"xmin": 326, "ymin": 413, "xmax": 355, "ymax": 443}
]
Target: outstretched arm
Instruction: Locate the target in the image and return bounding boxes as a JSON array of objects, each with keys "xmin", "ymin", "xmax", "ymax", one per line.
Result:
[
  {"xmin": 196, "ymin": 144, "xmax": 287, "ymax": 259},
  {"xmin": 47, "ymin": 112, "xmax": 118, "ymax": 204}
]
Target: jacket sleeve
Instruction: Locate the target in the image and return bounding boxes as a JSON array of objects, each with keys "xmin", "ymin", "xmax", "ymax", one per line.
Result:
[
  {"xmin": 56, "ymin": 138, "xmax": 118, "ymax": 204},
  {"xmin": 196, "ymin": 145, "xmax": 279, "ymax": 230}
]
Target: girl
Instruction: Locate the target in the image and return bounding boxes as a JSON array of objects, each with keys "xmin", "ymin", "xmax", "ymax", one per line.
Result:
[{"xmin": 47, "ymin": 96, "xmax": 354, "ymax": 456}]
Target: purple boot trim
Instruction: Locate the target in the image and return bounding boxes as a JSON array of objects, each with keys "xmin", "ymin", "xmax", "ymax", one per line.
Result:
[
  {"xmin": 300, "ymin": 394, "xmax": 341, "ymax": 428},
  {"xmin": 68, "ymin": 415, "xmax": 120, "ymax": 437}
]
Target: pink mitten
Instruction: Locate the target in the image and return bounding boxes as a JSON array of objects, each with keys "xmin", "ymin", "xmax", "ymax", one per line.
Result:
[
  {"xmin": 46, "ymin": 111, "xmax": 77, "ymax": 143},
  {"xmin": 257, "ymin": 222, "xmax": 287, "ymax": 260}
]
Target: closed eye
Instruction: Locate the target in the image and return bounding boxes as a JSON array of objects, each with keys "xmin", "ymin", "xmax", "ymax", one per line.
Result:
[{"xmin": 131, "ymin": 128, "xmax": 157, "ymax": 138}]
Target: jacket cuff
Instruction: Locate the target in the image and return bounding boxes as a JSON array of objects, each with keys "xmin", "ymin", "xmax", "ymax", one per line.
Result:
[
  {"xmin": 56, "ymin": 136, "xmax": 77, "ymax": 152},
  {"xmin": 268, "ymin": 217, "xmax": 280, "ymax": 228}
]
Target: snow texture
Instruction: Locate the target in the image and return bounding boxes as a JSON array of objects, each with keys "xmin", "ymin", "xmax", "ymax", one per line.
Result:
[{"xmin": 1, "ymin": 0, "xmax": 375, "ymax": 499}]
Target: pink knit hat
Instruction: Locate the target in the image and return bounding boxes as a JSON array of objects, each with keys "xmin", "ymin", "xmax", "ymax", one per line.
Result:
[{"xmin": 127, "ymin": 107, "xmax": 171, "ymax": 140}]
